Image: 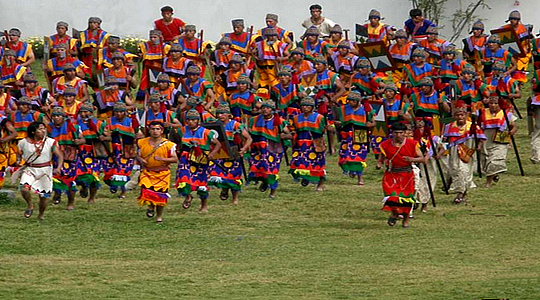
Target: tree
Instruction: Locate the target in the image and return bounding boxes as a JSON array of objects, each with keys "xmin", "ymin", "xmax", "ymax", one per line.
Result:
[
  {"xmin": 411, "ymin": 0, "xmax": 490, "ymax": 43},
  {"xmin": 448, "ymin": 0, "xmax": 491, "ymax": 43}
]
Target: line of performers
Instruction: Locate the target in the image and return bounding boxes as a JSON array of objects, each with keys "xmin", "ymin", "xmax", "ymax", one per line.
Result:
[{"xmin": 1, "ymin": 8, "xmax": 539, "ymax": 225}]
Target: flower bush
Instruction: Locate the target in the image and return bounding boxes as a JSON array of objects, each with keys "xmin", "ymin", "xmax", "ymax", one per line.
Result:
[
  {"xmin": 24, "ymin": 36, "xmax": 146, "ymax": 59},
  {"xmin": 121, "ymin": 36, "xmax": 146, "ymax": 54},
  {"xmin": 25, "ymin": 36, "xmax": 45, "ymax": 58}
]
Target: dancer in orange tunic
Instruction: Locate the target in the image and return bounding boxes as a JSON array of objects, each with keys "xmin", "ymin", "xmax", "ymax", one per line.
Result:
[{"xmin": 136, "ymin": 121, "xmax": 178, "ymax": 223}]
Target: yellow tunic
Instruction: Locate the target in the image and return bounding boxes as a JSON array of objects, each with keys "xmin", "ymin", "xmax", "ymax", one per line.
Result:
[{"xmin": 137, "ymin": 137, "xmax": 176, "ymax": 206}]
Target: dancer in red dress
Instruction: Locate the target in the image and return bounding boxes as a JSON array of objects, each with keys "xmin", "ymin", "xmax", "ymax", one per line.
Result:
[{"xmin": 378, "ymin": 122, "xmax": 427, "ymax": 228}]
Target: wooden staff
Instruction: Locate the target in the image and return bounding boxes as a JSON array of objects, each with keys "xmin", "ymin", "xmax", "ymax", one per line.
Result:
[
  {"xmin": 470, "ymin": 112, "xmax": 482, "ymax": 178},
  {"xmin": 245, "ymin": 25, "xmax": 255, "ymax": 67},
  {"xmin": 501, "ymin": 99, "xmax": 525, "ymax": 176},
  {"xmin": 42, "ymin": 36, "xmax": 53, "ymax": 91},
  {"xmin": 423, "ymin": 117, "xmax": 448, "ymax": 195}
]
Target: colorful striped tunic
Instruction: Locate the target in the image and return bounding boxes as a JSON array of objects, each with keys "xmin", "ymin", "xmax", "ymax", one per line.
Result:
[{"xmin": 289, "ymin": 112, "xmax": 326, "ymax": 183}]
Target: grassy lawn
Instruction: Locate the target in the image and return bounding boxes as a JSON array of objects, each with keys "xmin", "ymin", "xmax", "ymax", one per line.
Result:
[{"xmin": 0, "ymin": 61, "xmax": 538, "ymax": 299}]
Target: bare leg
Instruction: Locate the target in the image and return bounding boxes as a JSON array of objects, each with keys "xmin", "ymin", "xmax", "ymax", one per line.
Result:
[
  {"xmin": 357, "ymin": 174, "xmax": 365, "ymax": 186},
  {"xmin": 328, "ymin": 131, "xmax": 336, "ymax": 155},
  {"xmin": 484, "ymin": 175, "xmax": 494, "ymax": 188},
  {"xmin": 402, "ymin": 214, "xmax": 410, "ymax": 228},
  {"xmin": 37, "ymin": 196, "xmax": 48, "ymax": 220},
  {"xmin": 231, "ymin": 190, "xmax": 239, "ymax": 205},
  {"xmin": 156, "ymin": 205, "xmax": 164, "ymax": 222},
  {"xmin": 119, "ymin": 186, "xmax": 126, "ymax": 199},
  {"xmin": 269, "ymin": 189, "xmax": 277, "ymax": 198},
  {"xmin": 21, "ymin": 187, "xmax": 33, "ymax": 209},
  {"xmin": 421, "ymin": 203, "xmax": 428, "ymax": 213},
  {"xmin": 88, "ymin": 185, "xmax": 98, "ymax": 204},
  {"xmin": 66, "ymin": 190, "xmax": 75, "ymax": 210},
  {"xmin": 21, "ymin": 187, "xmax": 34, "ymax": 217},
  {"xmin": 200, "ymin": 198, "xmax": 209, "ymax": 212},
  {"xmin": 315, "ymin": 179, "xmax": 324, "ymax": 192}
]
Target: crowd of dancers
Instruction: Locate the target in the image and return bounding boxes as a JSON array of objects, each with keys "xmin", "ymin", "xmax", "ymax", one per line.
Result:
[{"xmin": 1, "ymin": 4, "xmax": 539, "ymax": 226}]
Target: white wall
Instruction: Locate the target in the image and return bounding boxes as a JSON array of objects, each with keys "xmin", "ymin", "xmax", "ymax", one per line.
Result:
[{"xmin": 0, "ymin": 0, "xmax": 538, "ymax": 43}]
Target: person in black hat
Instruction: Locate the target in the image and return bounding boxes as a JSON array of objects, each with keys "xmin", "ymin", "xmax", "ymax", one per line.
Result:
[
  {"xmin": 51, "ymin": 63, "xmax": 90, "ymax": 104},
  {"xmin": 4, "ymin": 28, "xmax": 35, "ymax": 67},
  {"xmin": 282, "ymin": 48, "xmax": 316, "ymax": 85},
  {"xmin": 19, "ymin": 73, "xmax": 54, "ymax": 112},
  {"xmin": 97, "ymin": 36, "xmax": 137, "ymax": 70},
  {"xmin": 479, "ymin": 35, "xmax": 517, "ymax": 78},
  {"xmin": 222, "ymin": 19, "xmax": 253, "ymax": 55},
  {"xmin": 103, "ymin": 51, "xmax": 137, "ymax": 91},
  {"xmin": 500, "ymin": 10, "xmax": 532, "ymax": 82},
  {"xmin": 162, "ymin": 43, "xmax": 194, "ymax": 88},
  {"xmin": 0, "ymin": 49, "xmax": 28, "ymax": 89},
  {"xmin": 0, "ymin": 82, "xmax": 17, "ymax": 112},
  {"xmin": 148, "ymin": 73, "xmax": 182, "ymax": 110},
  {"xmin": 78, "ymin": 17, "xmax": 109, "ymax": 89},
  {"xmin": 47, "ymin": 21, "xmax": 77, "ymax": 58},
  {"xmin": 44, "ymin": 42, "xmax": 87, "ymax": 81},
  {"xmin": 360, "ymin": 9, "xmax": 396, "ymax": 45},
  {"xmin": 462, "ymin": 21, "xmax": 488, "ymax": 72},
  {"xmin": 258, "ymin": 13, "xmax": 293, "ymax": 44},
  {"xmin": 218, "ymin": 54, "xmax": 254, "ymax": 96}
]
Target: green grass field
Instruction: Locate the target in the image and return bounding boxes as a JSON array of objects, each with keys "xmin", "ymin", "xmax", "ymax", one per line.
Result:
[{"xmin": 0, "ymin": 61, "xmax": 539, "ymax": 299}]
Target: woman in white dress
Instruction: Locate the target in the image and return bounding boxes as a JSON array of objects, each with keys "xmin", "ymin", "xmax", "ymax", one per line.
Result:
[{"xmin": 16, "ymin": 122, "xmax": 63, "ymax": 220}]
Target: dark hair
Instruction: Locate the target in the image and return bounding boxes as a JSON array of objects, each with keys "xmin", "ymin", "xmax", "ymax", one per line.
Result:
[
  {"xmin": 27, "ymin": 121, "xmax": 45, "ymax": 139},
  {"xmin": 161, "ymin": 6, "xmax": 173, "ymax": 12},
  {"xmin": 309, "ymin": 4, "xmax": 322, "ymax": 11},
  {"xmin": 410, "ymin": 9, "xmax": 422, "ymax": 18},
  {"xmin": 390, "ymin": 122, "xmax": 407, "ymax": 132},
  {"xmin": 148, "ymin": 120, "xmax": 165, "ymax": 129}
]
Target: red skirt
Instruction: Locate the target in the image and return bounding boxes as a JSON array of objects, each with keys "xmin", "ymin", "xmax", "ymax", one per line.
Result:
[{"xmin": 381, "ymin": 170, "xmax": 415, "ymax": 215}]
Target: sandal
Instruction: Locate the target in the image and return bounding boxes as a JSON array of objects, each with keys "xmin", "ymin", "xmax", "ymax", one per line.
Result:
[
  {"xmin": 80, "ymin": 186, "xmax": 89, "ymax": 198},
  {"xmin": 146, "ymin": 209, "xmax": 155, "ymax": 218},
  {"xmin": 24, "ymin": 209, "xmax": 33, "ymax": 218},
  {"xmin": 52, "ymin": 194, "xmax": 61, "ymax": 205},
  {"xmin": 259, "ymin": 182, "xmax": 268, "ymax": 192},
  {"xmin": 453, "ymin": 195, "xmax": 463, "ymax": 204},
  {"xmin": 493, "ymin": 175, "xmax": 500, "ymax": 183},
  {"xmin": 301, "ymin": 179, "xmax": 309, "ymax": 187},
  {"xmin": 182, "ymin": 195, "xmax": 193, "ymax": 209},
  {"xmin": 387, "ymin": 216, "xmax": 397, "ymax": 227},
  {"xmin": 220, "ymin": 190, "xmax": 229, "ymax": 201}
]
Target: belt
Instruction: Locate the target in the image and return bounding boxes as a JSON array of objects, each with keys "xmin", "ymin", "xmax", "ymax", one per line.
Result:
[
  {"xmin": 144, "ymin": 166, "xmax": 169, "ymax": 172},
  {"xmin": 388, "ymin": 166, "xmax": 412, "ymax": 173},
  {"xmin": 29, "ymin": 162, "xmax": 51, "ymax": 168}
]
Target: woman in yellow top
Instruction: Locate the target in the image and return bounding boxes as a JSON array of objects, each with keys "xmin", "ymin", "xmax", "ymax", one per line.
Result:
[{"xmin": 136, "ymin": 121, "xmax": 178, "ymax": 223}]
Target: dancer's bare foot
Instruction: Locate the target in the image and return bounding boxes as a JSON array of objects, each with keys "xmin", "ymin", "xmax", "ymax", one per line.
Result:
[
  {"xmin": 357, "ymin": 175, "xmax": 365, "ymax": 186},
  {"xmin": 200, "ymin": 199, "xmax": 209, "ymax": 212}
]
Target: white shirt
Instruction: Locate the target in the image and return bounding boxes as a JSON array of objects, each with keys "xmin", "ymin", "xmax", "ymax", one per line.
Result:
[
  {"xmin": 18, "ymin": 137, "xmax": 56, "ymax": 165},
  {"xmin": 301, "ymin": 17, "xmax": 336, "ymax": 37}
]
